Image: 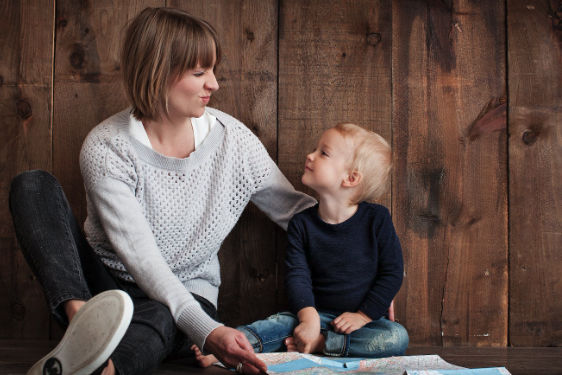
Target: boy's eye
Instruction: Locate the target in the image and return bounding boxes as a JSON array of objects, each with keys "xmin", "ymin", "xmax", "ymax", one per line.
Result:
[{"xmin": 321, "ymin": 151, "xmax": 328, "ymax": 156}]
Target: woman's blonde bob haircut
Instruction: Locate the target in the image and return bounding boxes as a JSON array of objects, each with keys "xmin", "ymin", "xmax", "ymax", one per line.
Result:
[
  {"xmin": 334, "ymin": 123, "xmax": 392, "ymax": 205},
  {"xmin": 121, "ymin": 7, "xmax": 221, "ymax": 122}
]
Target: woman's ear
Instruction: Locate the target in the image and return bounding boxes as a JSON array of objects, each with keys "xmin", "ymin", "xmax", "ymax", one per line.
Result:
[{"xmin": 342, "ymin": 170, "xmax": 362, "ymax": 188}]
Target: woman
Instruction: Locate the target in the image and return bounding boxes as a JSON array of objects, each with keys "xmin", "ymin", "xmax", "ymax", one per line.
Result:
[{"xmin": 9, "ymin": 7, "xmax": 315, "ymax": 375}]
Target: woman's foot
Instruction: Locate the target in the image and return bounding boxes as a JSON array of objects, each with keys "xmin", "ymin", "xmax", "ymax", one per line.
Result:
[
  {"xmin": 284, "ymin": 334, "xmax": 326, "ymax": 354},
  {"xmin": 26, "ymin": 290, "xmax": 133, "ymax": 375},
  {"xmin": 191, "ymin": 345, "xmax": 218, "ymax": 367}
]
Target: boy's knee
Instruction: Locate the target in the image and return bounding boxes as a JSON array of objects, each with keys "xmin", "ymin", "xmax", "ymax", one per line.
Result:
[
  {"xmin": 389, "ymin": 323, "xmax": 409, "ymax": 355},
  {"xmin": 376, "ymin": 322, "xmax": 409, "ymax": 356}
]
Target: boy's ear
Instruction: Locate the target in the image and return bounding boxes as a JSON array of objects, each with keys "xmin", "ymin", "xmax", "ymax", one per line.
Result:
[{"xmin": 342, "ymin": 170, "xmax": 362, "ymax": 188}]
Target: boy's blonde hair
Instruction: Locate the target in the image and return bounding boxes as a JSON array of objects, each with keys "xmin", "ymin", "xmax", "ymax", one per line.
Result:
[
  {"xmin": 334, "ymin": 123, "xmax": 392, "ymax": 204},
  {"xmin": 121, "ymin": 7, "xmax": 222, "ymax": 122}
]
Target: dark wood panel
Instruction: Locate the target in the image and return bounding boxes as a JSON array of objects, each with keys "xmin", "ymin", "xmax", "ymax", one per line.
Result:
[
  {"xmin": 392, "ymin": 0, "xmax": 508, "ymax": 346},
  {"xmin": 53, "ymin": 0, "xmax": 164, "ymax": 227},
  {"xmin": 51, "ymin": 0, "xmax": 163, "ymax": 339},
  {"xmin": 277, "ymin": 0, "xmax": 393, "ymax": 312},
  {"xmin": 0, "ymin": 0, "xmax": 54, "ymax": 339},
  {"xmin": 167, "ymin": 0, "xmax": 280, "ymax": 327},
  {"xmin": 507, "ymin": 0, "xmax": 562, "ymax": 347}
]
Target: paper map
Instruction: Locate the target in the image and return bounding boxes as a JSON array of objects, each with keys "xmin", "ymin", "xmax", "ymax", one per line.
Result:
[{"xmin": 222, "ymin": 353, "xmax": 512, "ymax": 375}]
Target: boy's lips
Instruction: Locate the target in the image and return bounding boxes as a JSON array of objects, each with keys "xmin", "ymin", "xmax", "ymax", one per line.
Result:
[{"xmin": 305, "ymin": 165, "xmax": 313, "ymax": 171}]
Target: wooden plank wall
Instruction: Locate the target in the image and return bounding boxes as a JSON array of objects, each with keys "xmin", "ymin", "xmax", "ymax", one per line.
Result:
[{"xmin": 0, "ymin": 0, "xmax": 560, "ymax": 347}]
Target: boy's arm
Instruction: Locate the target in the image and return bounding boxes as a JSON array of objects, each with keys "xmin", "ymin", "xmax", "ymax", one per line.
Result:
[
  {"xmin": 285, "ymin": 218, "xmax": 316, "ymax": 314},
  {"xmin": 358, "ymin": 207, "xmax": 404, "ymax": 321}
]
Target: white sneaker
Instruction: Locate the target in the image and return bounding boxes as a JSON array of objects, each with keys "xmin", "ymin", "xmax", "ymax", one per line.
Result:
[{"xmin": 27, "ymin": 290, "xmax": 134, "ymax": 375}]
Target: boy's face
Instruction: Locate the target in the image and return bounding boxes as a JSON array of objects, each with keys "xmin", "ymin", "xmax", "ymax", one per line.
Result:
[{"xmin": 302, "ymin": 128, "xmax": 354, "ymax": 195}]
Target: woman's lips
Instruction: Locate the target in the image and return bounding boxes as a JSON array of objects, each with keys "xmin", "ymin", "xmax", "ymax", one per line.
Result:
[{"xmin": 201, "ymin": 96, "xmax": 210, "ymax": 104}]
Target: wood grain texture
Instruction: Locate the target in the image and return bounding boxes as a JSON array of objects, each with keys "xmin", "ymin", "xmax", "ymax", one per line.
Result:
[
  {"xmin": 507, "ymin": 0, "xmax": 562, "ymax": 346},
  {"xmin": 53, "ymin": 0, "xmax": 162, "ymax": 227},
  {"xmin": 277, "ymin": 0, "xmax": 393, "ymax": 311},
  {"xmin": 392, "ymin": 0, "xmax": 508, "ymax": 346},
  {"xmin": 169, "ymin": 0, "xmax": 279, "ymax": 327},
  {"xmin": 0, "ymin": 0, "xmax": 54, "ymax": 339}
]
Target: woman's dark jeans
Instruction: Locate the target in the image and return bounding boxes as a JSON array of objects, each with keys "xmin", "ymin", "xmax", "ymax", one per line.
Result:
[{"xmin": 9, "ymin": 170, "xmax": 218, "ymax": 375}]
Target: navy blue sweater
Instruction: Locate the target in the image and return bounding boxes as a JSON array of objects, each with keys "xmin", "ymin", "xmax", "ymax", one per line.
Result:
[{"xmin": 285, "ymin": 202, "xmax": 404, "ymax": 320}]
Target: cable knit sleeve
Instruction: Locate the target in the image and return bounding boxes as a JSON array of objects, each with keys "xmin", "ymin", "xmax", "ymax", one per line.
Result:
[{"xmin": 80, "ymin": 125, "xmax": 223, "ymax": 352}]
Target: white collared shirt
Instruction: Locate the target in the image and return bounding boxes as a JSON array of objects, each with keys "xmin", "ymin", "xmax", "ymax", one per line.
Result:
[{"xmin": 129, "ymin": 111, "xmax": 217, "ymax": 150}]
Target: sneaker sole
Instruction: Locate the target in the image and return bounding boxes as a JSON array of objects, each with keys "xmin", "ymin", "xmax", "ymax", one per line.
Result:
[{"xmin": 27, "ymin": 290, "xmax": 134, "ymax": 375}]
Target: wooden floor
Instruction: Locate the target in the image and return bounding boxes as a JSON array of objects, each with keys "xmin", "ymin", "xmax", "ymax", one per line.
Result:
[{"xmin": 1, "ymin": 340, "xmax": 561, "ymax": 374}]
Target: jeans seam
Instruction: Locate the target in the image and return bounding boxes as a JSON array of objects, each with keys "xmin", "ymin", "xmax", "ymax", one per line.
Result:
[
  {"xmin": 240, "ymin": 326, "xmax": 263, "ymax": 353},
  {"xmin": 54, "ymin": 181, "xmax": 90, "ymax": 298}
]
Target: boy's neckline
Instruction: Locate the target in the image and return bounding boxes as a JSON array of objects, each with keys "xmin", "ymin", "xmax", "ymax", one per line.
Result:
[
  {"xmin": 312, "ymin": 202, "xmax": 367, "ymax": 230},
  {"xmin": 317, "ymin": 201, "xmax": 359, "ymax": 224}
]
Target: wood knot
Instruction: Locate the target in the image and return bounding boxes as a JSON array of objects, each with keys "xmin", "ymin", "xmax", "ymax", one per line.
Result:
[
  {"xmin": 549, "ymin": 3, "xmax": 562, "ymax": 30},
  {"xmin": 251, "ymin": 124, "xmax": 260, "ymax": 136},
  {"xmin": 367, "ymin": 33, "xmax": 381, "ymax": 45},
  {"xmin": 70, "ymin": 46, "xmax": 86, "ymax": 69},
  {"xmin": 522, "ymin": 130, "xmax": 538, "ymax": 145},
  {"xmin": 245, "ymin": 29, "xmax": 255, "ymax": 41},
  {"xmin": 16, "ymin": 100, "xmax": 32, "ymax": 119},
  {"xmin": 57, "ymin": 18, "xmax": 67, "ymax": 28},
  {"xmin": 12, "ymin": 303, "xmax": 25, "ymax": 321}
]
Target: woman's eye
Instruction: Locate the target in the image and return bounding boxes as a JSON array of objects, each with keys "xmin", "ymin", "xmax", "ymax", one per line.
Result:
[{"xmin": 194, "ymin": 71, "xmax": 205, "ymax": 77}]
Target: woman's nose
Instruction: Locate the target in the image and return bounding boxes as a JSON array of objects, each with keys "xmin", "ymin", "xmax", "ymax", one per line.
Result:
[{"xmin": 205, "ymin": 71, "xmax": 219, "ymax": 91}]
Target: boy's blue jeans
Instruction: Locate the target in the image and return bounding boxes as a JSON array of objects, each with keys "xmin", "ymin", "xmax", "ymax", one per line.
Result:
[{"xmin": 237, "ymin": 311, "xmax": 409, "ymax": 358}]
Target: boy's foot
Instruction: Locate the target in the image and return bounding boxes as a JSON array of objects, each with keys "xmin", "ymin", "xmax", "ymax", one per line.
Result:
[
  {"xmin": 191, "ymin": 345, "xmax": 218, "ymax": 368},
  {"xmin": 285, "ymin": 335, "xmax": 326, "ymax": 354},
  {"xmin": 27, "ymin": 290, "xmax": 134, "ymax": 375}
]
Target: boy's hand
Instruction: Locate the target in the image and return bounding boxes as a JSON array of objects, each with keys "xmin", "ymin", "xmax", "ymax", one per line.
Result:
[
  {"xmin": 290, "ymin": 307, "xmax": 322, "ymax": 354},
  {"xmin": 331, "ymin": 311, "xmax": 372, "ymax": 334}
]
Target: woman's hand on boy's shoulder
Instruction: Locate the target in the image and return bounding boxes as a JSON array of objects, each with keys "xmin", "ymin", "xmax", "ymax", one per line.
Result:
[{"xmin": 331, "ymin": 311, "xmax": 372, "ymax": 335}]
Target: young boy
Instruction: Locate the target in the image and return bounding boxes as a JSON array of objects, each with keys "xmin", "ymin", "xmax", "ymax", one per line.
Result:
[{"xmin": 194, "ymin": 123, "xmax": 407, "ymax": 366}]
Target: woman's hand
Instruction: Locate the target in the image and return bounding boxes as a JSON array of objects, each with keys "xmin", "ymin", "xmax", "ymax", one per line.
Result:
[
  {"xmin": 204, "ymin": 326, "xmax": 267, "ymax": 374},
  {"xmin": 331, "ymin": 311, "xmax": 372, "ymax": 334}
]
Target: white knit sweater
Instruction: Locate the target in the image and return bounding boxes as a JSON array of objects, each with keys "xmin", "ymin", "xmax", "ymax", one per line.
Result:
[{"xmin": 79, "ymin": 107, "xmax": 316, "ymax": 351}]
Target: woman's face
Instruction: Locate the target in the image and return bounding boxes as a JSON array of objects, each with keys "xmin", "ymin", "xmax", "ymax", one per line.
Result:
[{"xmin": 167, "ymin": 64, "xmax": 219, "ymax": 119}]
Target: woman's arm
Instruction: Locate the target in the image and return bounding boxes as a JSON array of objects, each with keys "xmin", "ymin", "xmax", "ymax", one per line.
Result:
[
  {"xmin": 251, "ymin": 158, "xmax": 316, "ymax": 230},
  {"xmin": 87, "ymin": 177, "xmax": 222, "ymax": 350}
]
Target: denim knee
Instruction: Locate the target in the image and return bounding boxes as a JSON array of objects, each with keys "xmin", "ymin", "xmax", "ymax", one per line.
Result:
[
  {"xmin": 381, "ymin": 321, "xmax": 409, "ymax": 356},
  {"xmin": 360, "ymin": 320, "xmax": 409, "ymax": 357},
  {"xmin": 10, "ymin": 170, "xmax": 57, "ymax": 203},
  {"xmin": 237, "ymin": 312, "xmax": 298, "ymax": 353}
]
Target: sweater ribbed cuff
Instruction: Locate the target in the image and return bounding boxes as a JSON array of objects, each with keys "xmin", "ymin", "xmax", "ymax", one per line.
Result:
[{"xmin": 177, "ymin": 305, "xmax": 223, "ymax": 353}]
